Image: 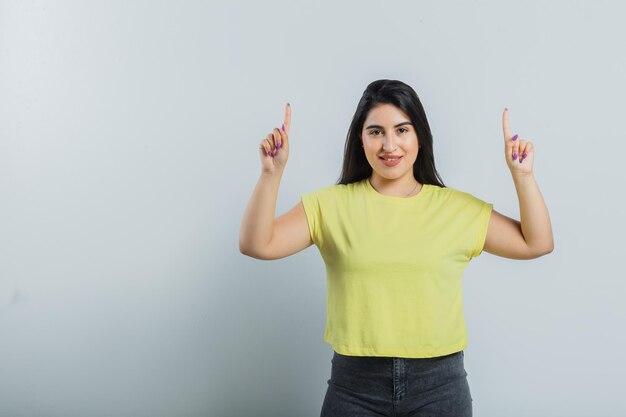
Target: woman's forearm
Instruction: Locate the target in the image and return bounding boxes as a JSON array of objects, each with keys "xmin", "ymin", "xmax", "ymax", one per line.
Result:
[
  {"xmin": 239, "ymin": 170, "xmax": 283, "ymax": 256},
  {"xmin": 512, "ymin": 173, "xmax": 554, "ymax": 254}
]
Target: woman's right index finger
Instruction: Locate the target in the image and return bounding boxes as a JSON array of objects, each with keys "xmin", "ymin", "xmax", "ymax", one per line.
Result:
[{"xmin": 283, "ymin": 102, "xmax": 291, "ymax": 134}]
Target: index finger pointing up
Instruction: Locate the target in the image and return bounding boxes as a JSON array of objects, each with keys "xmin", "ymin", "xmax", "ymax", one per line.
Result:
[
  {"xmin": 502, "ymin": 107, "xmax": 511, "ymax": 139},
  {"xmin": 283, "ymin": 102, "xmax": 291, "ymax": 134}
]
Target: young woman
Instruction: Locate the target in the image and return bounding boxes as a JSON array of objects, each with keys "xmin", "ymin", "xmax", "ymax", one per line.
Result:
[{"xmin": 239, "ymin": 79, "xmax": 554, "ymax": 417}]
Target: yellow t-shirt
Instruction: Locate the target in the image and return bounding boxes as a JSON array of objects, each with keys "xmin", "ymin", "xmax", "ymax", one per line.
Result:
[{"xmin": 301, "ymin": 177, "xmax": 493, "ymax": 358}]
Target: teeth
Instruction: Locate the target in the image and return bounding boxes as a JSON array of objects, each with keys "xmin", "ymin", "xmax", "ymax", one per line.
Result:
[{"xmin": 384, "ymin": 158, "xmax": 399, "ymax": 161}]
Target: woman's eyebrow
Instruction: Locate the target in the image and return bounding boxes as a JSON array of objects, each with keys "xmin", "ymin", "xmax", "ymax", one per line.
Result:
[{"xmin": 365, "ymin": 121, "xmax": 412, "ymax": 129}]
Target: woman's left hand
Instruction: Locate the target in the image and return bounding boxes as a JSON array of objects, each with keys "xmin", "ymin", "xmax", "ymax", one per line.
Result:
[{"xmin": 502, "ymin": 108, "xmax": 534, "ymax": 176}]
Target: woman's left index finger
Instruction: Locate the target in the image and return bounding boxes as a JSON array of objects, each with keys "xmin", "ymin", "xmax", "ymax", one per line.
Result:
[{"xmin": 502, "ymin": 107, "xmax": 511, "ymax": 139}]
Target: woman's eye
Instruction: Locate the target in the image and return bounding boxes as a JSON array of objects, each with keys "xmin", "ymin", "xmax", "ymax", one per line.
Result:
[{"xmin": 370, "ymin": 128, "xmax": 408, "ymax": 135}]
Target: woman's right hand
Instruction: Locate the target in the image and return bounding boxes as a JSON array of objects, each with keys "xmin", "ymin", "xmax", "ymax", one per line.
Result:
[{"xmin": 259, "ymin": 102, "xmax": 291, "ymax": 175}]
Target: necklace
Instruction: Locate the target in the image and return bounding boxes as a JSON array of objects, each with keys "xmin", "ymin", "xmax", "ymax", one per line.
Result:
[
  {"xmin": 370, "ymin": 178, "xmax": 421, "ymax": 197},
  {"xmin": 404, "ymin": 181, "xmax": 420, "ymax": 197}
]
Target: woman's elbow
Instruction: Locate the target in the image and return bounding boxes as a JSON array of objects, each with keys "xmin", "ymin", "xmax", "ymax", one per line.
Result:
[
  {"xmin": 240, "ymin": 242, "xmax": 261, "ymax": 259},
  {"xmin": 239, "ymin": 244, "xmax": 274, "ymax": 261},
  {"xmin": 530, "ymin": 243, "xmax": 554, "ymax": 258}
]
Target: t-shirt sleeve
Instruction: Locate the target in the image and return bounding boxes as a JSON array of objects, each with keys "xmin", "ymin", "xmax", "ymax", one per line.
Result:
[
  {"xmin": 470, "ymin": 196, "xmax": 494, "ymax": 259},
  {"xmin": 301, "ymin": 190, "xmax": 323, "ymax": 248}
]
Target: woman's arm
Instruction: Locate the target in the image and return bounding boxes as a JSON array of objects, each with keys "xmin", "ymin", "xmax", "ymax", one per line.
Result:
[
  {"xmin": 239, "ymin": 171, "xmax": 313, "ymax": 260},
  {"xmin": 239, "ymin": 171, "xmax": 283, "ymax": 256},
  {"xmin": 482, "ymin": 108, "xmax": 554, "ymax": 260},
  {"xmin": 513, "ymin": 173, "xmax": 554, "ymax": 254},
  {"xmin": 239, "ymin": 103, "xmax": 312, "ymax": 260},
  {"xmin": 483, "ymin": 173, "xmax": 554, "ymax": 260}
]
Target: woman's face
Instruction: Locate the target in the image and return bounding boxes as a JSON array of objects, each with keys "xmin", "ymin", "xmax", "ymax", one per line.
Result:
[{"xmin": 360, "ymin": 104, "xmax": 419, "ymax": 182}]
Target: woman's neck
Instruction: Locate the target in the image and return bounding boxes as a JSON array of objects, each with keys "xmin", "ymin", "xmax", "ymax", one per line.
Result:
[{"xmin": 369, "ymin": 174, "xmax": 421, "ymax": 197}]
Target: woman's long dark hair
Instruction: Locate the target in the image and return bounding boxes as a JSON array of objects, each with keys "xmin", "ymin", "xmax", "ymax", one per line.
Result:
[{"xmin": 337, "ymin": 79, "xmax": 446, "ymax": 188}]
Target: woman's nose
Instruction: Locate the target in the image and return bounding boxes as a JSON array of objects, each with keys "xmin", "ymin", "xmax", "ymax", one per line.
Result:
[{"xmin": 382, "ymin": 135, "xmax": 397, "ymax": 151}]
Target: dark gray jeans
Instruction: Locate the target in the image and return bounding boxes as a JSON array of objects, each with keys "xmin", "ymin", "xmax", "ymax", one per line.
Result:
[{"xmin": 320, "ymin": 350, "xmax": 473, "ymax": 417}]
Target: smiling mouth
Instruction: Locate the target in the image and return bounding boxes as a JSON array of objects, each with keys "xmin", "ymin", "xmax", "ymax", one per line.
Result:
[{"xmin": 379, "ymin": 156, "xmax": 403, "ymax": 161}]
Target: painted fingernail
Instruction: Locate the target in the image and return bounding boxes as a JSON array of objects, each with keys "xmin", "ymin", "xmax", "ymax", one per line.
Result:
[
  {"xmin": 276, "ymin": 141, "xmax": 281, "ymax": 149},
  {"xmin": 511, "ymin": 134, "xmax": 518, "ymax": 141},
  {"xmin": 513, "ymin": 152, "xmax": 518, "ymax": 160},
  {"xmin": 522, "ymin": 152, "xmax": 527, "ymax": 159},
  {"xmin": 281, "ymin": 123, "xmax": 285, "ymax": 132}
]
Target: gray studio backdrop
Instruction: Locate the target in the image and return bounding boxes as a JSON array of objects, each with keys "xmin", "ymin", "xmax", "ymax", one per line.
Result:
[{"xmin": 1, "ymin": 1, "xmax": 624, "ymax": 416}]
